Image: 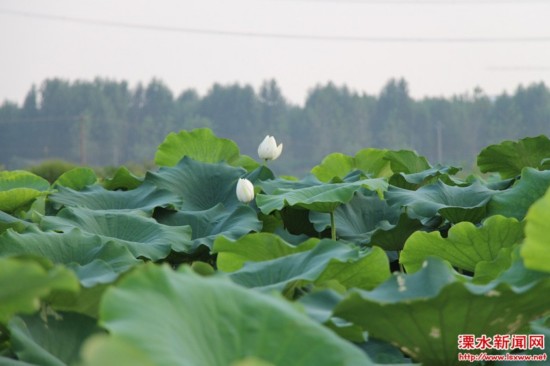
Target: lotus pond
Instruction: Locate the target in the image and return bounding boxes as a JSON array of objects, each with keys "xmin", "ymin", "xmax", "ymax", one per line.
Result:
[{"xmin": 0, "ymin": 128, "xmax": 549, "ymax": 365}]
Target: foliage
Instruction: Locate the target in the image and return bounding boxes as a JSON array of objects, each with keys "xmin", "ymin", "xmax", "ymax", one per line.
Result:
[
  {"xmin": 522, "ymin": 186, "xmax": 550, "ymax": 273},
  {"xmin": 477, "ymin": 135, "xmax": 550, "ymax": 178},
  {"xmin": 0, "ymin": 130, "xmax": 549, "ymax": 366},
  {"xmin": 0, "ymin": 171, "xmax": 50, "ymax": 213},
  {"xmin": 26, "ymin": 160, "xmax": 78, "ymax": 184},
  {"xmin": 84, "ymin": 265, "xmax": 373, "ymax": 366},
  {"xmin": 2, "ymin": 78, "xmax": 550, "ymax": 177}
]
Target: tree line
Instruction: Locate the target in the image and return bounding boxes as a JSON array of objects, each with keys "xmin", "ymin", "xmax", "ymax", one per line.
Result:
[{"xmin": 1, "ymin": 77, "xmax": 549, "ymax": 176}]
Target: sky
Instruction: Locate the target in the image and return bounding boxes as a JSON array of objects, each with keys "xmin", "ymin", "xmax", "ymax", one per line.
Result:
[{"xmin": 1, "ymin": 0, "xmax": 550, "ymax": 105}]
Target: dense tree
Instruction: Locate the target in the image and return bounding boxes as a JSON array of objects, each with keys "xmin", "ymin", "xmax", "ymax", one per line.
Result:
[
  {"xmin": 371, "ymin": 79, "xmax": 412, "ymax": 149},
  {"xmin": 0, "ymin": 78, "xmax": 549, "ymax": 176},
  {"xmin": 199, "ymin": 83, "xmax": 262, "ymax": 155}
]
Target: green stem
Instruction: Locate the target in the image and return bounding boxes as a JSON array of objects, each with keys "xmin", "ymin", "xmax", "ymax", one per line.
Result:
[
  {"xmin": 330, "ymin": 210, "xmax": 336, "ymax": 241},
  {"xmin": 398, "ymin": 250, "xmax": 405, "ymax": 273}
]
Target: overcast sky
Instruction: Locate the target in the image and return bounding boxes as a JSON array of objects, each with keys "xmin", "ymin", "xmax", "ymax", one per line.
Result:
[{"xmin": 1, "ymin": 0, "xmax": 550, "ymax": 105}]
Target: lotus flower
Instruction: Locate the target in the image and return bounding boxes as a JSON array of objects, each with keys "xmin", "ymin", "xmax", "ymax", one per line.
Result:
[
  {"xmin": 236, "ymin": 178, "xmax": 255, "ymax": 203},
  {"xmin": 258, "ymin": 135, "xmax": 283, "ymax": 161}
]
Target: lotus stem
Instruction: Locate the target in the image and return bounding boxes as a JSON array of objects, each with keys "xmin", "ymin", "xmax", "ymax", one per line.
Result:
[{"xmin": 330, "ymin": 210, "xmax": 336, "ymax": 241}]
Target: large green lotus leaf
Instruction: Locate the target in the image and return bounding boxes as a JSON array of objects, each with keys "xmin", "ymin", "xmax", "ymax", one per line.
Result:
[
  {"xmin": 84, "ymin": 264, "xmax": 374, "ymax": 366},
  {"xmin": 298, "ymin": 290, "xmax": 412, "ymax": 361},
  {"xmin": 52, "ymin": 168, "xmax": 97, "ymax": 190},
  {"xmin": 232, "ymin": 154, "xmax": 261, "ymax": 172},
  {"xmin": 0, "ymin": 171, "xmax": 50, "ymax": 213},
  {"xmin": 40, "ymin": 207, "xmax": 191, "ymax": 260},
  {"xmin": 102, "ymin": 166, "xmax": 143, "ymax": 191},
  {"xmin": 309, "ymin": 190, "xmax": 400, "ymax": 245},
  {"xmin": 228, "ymin": 240, "xmax": 390, "ymax": 293},
  {"xmin": 0, "ymin": 228, "xmax": 140, "ymax": 287},
  {"xmin": 155, "ymin": 204, "xmax": 262, "ymax": 250},
  {"xmin": 358, "ymin": 340, "xmax": 415, "ymax": 365},
  {"xmin": 473, "ymin": 246, "xmax": 516, "ymax": 284},
  {"xmin": 0, "ymin": 357, "xmax": 36, "ymax": 365},
  {"xmin": 386, "ymin": 181, "xmax": 493, "ymax": 224},
  {"xmin": 400, "ymin": 215, "xmax": 523, "ymax": 273},
  {"xmin": 389, "ymin": 165, "xmax": 461, "ymax": 190},
  {"xmin": 7, "ymin": 312, "xmax": 103, "ymax": 366},
  {"xmin": 0, "ymin": 211, "xmax": 30, "ymax": 234},
  {"xmin": 297, "ymin": 290, "xmax": 365, "ymax": 342},
  {"xmin": 0, "ymin": 257, "xmax": 79, "ymax": 324},
  {"xmin": 477, "ymin": 135, "xmax": 550, "ymax": 179},
  {"xmin": 47, "ymin": 284, "xmax": 108, "ymax": 319},
  {"xmin": 369, "ymin": 213, "xmax": 424, "ymax": 251},
  {"xmin": 520, "ymin": 317, "xmax": 550, "ymax": 361},
  {"xmin": 154, "ymin": 128, "xmax": 241, "ymax": 167},
  {"xmin": 48, "ymin": 183, "xmax": 179, "ymax": 213},
  {"xmin": 243, "ymin": 165, "xmax": 275, "ymax": 184},
  {"xmin": 80, "ymin": 335, "xmax": 155, "ymax": 366},
  {"xmin": 256, "ymin": 174, "xmax": 323, "ymax": 195},
  {"xmin": 276, "ymin": 206, "xmax": 319, "ymax": 237},
  {"xmin": 310, "ymin": 153, "xmax": 356, "ymax": 182},
  {"xmin": 213, "ymin": 233, "xmax": 319, "ymax": 272},
  {"xmin": 383, "ymin": 150, "xmax": 431, "ymax": 174},
  {"xmin": 333, "ymin": 258, "xmax": 550, "ymax": 366},
  {"xmin": 0, "ymin": 190, "xmax": 47, "ymax": 214},
  {"xmin": 488, "ymin": 168, "xmax": 550, "ymax": 220},
  {"xmin": 256, "ymin": 178, "xmax": 388, "ymax": 214},
  {"xmin": 311, "ymin": 148, "xmax": 410, "ymax": 182},
  {"xmin": 0, "ymin": 171, "xmax": 50, "ymax": 192},
  {"xmin": 146, "ymin": 157, "xmax": 244, "ymax": 211},
  {"xmin": 354, "ymin": 148, "xmax": 394, "ymax": 177},
  {"xmin": 522, "ymin": 187, "xmax": 550, "ymax": 273}
]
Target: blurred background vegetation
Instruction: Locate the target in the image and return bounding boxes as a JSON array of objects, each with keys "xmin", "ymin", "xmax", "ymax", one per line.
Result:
[{"xmin": 1, "ymin": 77, "xmax": 549, "ymax": 177}]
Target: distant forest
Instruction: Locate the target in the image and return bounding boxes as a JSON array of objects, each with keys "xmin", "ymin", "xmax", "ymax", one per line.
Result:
[{"xmin": 1, "ymin": 78, "xmax": 549, "ymax": 176}]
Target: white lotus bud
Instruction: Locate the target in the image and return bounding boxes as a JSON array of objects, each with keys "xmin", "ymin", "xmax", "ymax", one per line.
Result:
[
  {"xmin": 236, "ymin": 178, "xmax": 255, "ymax": 203},
  {"xmin": 258, "ymin": 135, "xmax": 283, "ymax": 161}
]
